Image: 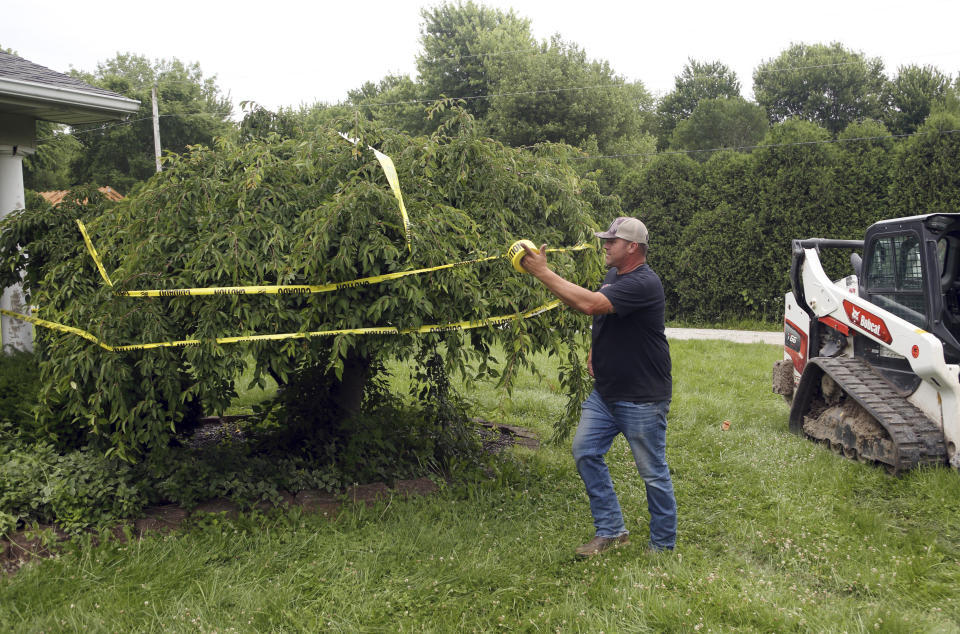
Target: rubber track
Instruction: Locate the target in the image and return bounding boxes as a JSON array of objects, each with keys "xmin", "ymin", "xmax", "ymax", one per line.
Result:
[{"xmin": 814, "ymin": 357, "xmax": 946, "ymax": 472}]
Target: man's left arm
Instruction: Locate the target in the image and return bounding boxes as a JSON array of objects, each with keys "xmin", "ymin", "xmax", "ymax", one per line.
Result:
[{"xmin": 520, "ymin": 243, "xmax": 613, "ymax": 316}]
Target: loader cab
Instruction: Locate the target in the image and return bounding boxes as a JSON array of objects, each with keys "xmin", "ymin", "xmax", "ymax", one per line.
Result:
[{"xmin": 859, "ymin": 214, "xmax": 960, "ymax": 389}]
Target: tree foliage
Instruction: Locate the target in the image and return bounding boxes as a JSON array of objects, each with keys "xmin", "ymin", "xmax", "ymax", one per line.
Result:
[
  {"xmin": 883, "ymin": 64, "xmax": 953, "ymax": 136},
  {"xmin": 482, "ymin": 36, "xmax": 653, "ymax": 152},
  {"xmin": 655, "ymin": 59, "xmax": 742, "ymax": 148},
  {"xmin": 0, "ymin": 112, "xmax": 614, "ymax": 459},
  {"xmin": 616, "ymin": 154, "xmax": 703, "ymax": 312},
  {"xmin": 890, "ymin": 110, "xmax": 960, "ymax": 216},
  {"xmin": 416, "ymin": 1, "xmax": 536, "ymax": 121},
  {"xmin": 614, "ymin": 113, "xmax": 960, "ymax": 324},
  {"xmin": 69, "ymin": 54, "xmax": 233, "ymax": 193},
  {"xmin": 346, "ymin": 2, "xmax": 655, "ymax": 162},
  {"xmin": 669, "ymin": 97, "xmax": 767, "ymax": 158},
  {"xmin": 345, "ymin": 75, "xmax": 437, "ymax": 137},
  {"xmin": 22, "ymin": 122, "xmax": 81, "ymax": 191},
  {"xmin": 754, "ymin": 42, "xmax": 886, "ymax": 135}
]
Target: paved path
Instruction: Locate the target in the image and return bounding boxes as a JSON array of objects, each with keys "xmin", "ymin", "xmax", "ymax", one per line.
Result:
[{"xmin": 665, "ymin": 328, "xmax": 782, "ymax": 345}]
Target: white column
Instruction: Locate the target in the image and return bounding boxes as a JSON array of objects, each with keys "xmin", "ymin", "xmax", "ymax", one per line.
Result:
[{"xmin": 0, "ymin": 144, "xmax": 35, "ymax": 352}]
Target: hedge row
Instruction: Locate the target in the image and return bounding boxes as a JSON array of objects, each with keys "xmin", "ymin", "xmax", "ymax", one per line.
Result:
[{"xmin": 615, "ymin": 113, "xmax": 960, "ymax": 323}]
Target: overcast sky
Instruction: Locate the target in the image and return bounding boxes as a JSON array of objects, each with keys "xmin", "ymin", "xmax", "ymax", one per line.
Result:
[{"xmin": 5, "ymin": 0, "xmax": 960, "ymax": 116}]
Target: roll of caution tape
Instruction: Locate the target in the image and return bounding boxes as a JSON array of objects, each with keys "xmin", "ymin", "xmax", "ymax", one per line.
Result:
[{"xmin": 507, "ymin": 240, "xmax": 538, "ymax": 273}]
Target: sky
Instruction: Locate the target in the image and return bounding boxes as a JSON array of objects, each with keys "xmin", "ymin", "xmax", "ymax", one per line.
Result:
[{"xmin": 4, "ymin": 0, "xmax": 960, "ymax": 117}]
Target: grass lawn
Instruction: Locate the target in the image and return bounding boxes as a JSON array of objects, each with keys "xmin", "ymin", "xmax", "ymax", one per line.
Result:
[{"xmin": 3, "ymin": 339, "xmax": 960, "ymax": 632}]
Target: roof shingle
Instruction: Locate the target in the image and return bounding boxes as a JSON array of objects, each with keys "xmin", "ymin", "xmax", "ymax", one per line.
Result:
[{"xmin": 0, "ymin": 51, "xmax": 127, "ymax": 100}]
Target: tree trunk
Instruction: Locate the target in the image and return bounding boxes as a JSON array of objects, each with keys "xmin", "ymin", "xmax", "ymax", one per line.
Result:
[{"xmin": 332, "ymin": 349, "xmax": 371, "ymax": 417}]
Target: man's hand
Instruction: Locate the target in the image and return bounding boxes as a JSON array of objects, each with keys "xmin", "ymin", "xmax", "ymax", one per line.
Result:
[
  {"xmin": 587, "ymin": 348, "xmax": 594, "ymax": 378},
  {"xmin": 519, "ymin": 242, "xmax": 549, "ymax": 276}
]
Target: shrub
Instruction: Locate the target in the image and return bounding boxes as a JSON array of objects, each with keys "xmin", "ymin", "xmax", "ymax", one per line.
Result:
[
  {"xmin": 0, "ymin": 112, "xmax": 611, "ymax": 460},
  {"xmin": 0, "ymin": 438, "xmax": 145, "ymax": 535}
]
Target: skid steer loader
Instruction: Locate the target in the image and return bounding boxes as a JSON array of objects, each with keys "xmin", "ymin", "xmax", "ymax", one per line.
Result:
[{"xmin": 773, "ymin": 213, "xmax": 960, "ymax": 473}]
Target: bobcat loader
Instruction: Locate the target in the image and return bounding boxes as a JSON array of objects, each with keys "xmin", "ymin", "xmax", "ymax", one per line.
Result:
[{"xmin": 773, "ymin": 214, "xmax": 960, "ymax": 473}]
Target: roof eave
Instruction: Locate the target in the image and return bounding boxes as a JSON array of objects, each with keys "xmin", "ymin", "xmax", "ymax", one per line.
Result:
[{"xmin": 0, "ymin": 76, "xmax": 140, "ymax": 123}]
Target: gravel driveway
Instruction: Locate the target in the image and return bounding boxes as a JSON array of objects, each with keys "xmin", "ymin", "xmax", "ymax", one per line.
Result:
[{"xmin": 666, "ymin": 328, "xmax": 782, "ymax": 345}]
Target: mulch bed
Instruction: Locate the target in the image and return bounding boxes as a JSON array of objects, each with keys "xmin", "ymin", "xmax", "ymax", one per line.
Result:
[{"xmin": 1, "ymin": 418, "xmax": 537, "ymax": 577}]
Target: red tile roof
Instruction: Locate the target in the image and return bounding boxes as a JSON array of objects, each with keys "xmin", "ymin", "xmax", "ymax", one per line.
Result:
[{"xmin": 39, "ymin": 186, "xmax": 124, "ymax": 206}]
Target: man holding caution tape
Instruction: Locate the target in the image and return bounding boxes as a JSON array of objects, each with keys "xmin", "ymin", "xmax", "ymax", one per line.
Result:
[{"xmin": 520, "ymin": 216, "xmax": 676, "ymax": 556}]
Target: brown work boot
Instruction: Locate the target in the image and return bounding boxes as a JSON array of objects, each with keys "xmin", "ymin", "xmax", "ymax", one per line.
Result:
[{"xmin": 575, "ymin": 534, "xmax": 630, "ymax": 558}]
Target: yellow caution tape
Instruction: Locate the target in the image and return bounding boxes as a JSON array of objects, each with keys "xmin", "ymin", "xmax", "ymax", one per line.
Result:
[
  {"xmin": 371, "ymin": 148, "xmax": 412, "ymax": 252},
  {"xmin": 339, "ymin": 132, "xmax": 412, "ymax": 252},
  {"xmin": 1, "ymin": 308, "xmax": 114, "ymax": 351},
  {"xmin": 75, "ymin": 221, "xmax": 593, "ymax": 298},
  {"xmin": 75, "ymin": 219, "xmax": 114, "ymax": 287},
  {"xmin": 1, "ymin": 300, "xmax": 562, "ymax": 353},
  {"xmin": 115, "ymin": 253, "xmax": 502, "ymax": 298}
]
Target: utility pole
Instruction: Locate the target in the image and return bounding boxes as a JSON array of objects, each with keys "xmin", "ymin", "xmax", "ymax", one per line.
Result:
[{"xmin": 152, "ymin": 83, "xmax": 162, "ymax": 172}]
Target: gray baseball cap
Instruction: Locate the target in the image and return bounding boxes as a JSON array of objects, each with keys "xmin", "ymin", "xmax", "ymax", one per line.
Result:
[{"xmin": 594, "ymin": 217, "xmax": 648, "ymax": 245}]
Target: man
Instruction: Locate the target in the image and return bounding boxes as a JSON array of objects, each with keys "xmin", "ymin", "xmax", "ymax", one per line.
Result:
[{"xmin": 520, "ymin": 216, "xmax": 676, "ymax": 556}]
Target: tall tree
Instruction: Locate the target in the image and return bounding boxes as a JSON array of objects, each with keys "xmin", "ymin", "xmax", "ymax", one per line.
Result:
[
  {"xmin": 69, "ymin": 54, "xmax": 233, "ymax": 193},
  {"xmin": 753, "ymin": 42, "xmax": 886, "ymax": 135},
  {"xmin": 883, "ymin": 64, "xmax": 952, "ymax": 136},
  {"xmin": 483, "ymin": 35, "xmax": 653, "ymax": 152},
  {"xmin": 655, "ymin": 59, "xmax": 741, "ymax": 148},
  {"xmin": 833, "ymin": 120, "xmax": 894, "ymax": 234},
  {"xmin": 411, "ymin": 2, "xmax": 653, "ymax": 160},
  {"xmin": 416, "ymin": 2, "xmax": 536, "ymax": 120},
  {"xmin": 669, "ymin": 97, "xmax": 767, "ymax": 159}
]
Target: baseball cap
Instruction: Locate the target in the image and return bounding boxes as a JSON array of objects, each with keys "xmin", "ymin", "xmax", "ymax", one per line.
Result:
[{"xmin": 594, "ymin": 217, "xmax": 648, "ymax": 245}]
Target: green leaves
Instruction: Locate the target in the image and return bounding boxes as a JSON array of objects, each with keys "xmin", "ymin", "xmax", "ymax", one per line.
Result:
[{"xmin": 753, "ymin": 42, "xmax": 886, "ymax": 135}]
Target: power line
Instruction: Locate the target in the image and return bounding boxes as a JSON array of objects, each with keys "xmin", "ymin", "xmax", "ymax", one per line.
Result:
[
  {"xmin": 33, "ymin": 113, "xmax": 221, "ymax": 142},
  {"xmin": 755, "ymin": 61, "xmax": 874, "ymax": 75},
  {"xmin": 354, "ymin": 83, "xmax": 641, "ymax": 108},
  {"xmin": 422, "ymin": 47, "xmax": 535, "ymax": 64}
]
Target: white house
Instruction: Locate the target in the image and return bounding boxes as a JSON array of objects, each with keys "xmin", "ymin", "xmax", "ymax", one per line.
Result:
[{"xmin": 0, "ymin": 51, "xmax": 139, "ymax": 351}]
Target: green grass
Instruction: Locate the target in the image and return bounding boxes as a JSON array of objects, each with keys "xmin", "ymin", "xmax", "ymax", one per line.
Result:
[{"xmin": 4, "ymin": 340, "xmax": 960, "ymax": 632}]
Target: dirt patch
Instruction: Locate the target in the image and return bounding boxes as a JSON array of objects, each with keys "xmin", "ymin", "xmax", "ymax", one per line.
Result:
[
  {"xmin": 1, "ymin": 419, "xmax": 537, "ymax": 577},
  {"xmin": 841, "ymin": 400, "xmax": 888, "ymax": 440},
  {"xmin": 1, "ymin": 526, "xmax": 68, "ymax": 575},
  {"xmin": 475, "ymin": 418, "xmax": 540, "ymax": 451},
  {"xmin": 772, "ymin": 359, "xmax": 794, "ymax": 397}
]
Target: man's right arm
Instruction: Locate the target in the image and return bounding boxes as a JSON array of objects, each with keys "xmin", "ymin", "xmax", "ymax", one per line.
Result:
[{"xmin": 520, "ymin": 243, "xmax": 614, "ymax": 316}]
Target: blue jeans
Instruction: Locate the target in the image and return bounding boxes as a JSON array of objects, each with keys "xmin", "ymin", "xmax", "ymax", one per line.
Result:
[{"xmin": 572, "ymin": 390, "xmax": 676, "ymax": 549}]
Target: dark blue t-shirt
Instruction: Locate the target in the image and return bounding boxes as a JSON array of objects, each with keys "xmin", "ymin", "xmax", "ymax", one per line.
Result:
[{"xmin": 593, "ymin": 264, "xmax": 672, "ymax": 402}]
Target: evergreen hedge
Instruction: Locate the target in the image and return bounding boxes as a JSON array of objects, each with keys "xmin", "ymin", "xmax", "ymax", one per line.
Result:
[{"xmin": 615, "ymin": 114, "xmax": 960, "ymax": 323}]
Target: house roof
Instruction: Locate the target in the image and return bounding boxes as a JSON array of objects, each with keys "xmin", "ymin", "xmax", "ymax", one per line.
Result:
[
  {"xmin": 0, "ymin": 51, "xmax": 140, "ymax": 125},
  {"xmin": 39, "ymin": 186, "xmax": 125, "ymax": 206}
]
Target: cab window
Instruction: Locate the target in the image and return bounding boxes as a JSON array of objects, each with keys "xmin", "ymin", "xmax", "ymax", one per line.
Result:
[{"xmin": 865, "ymin": 234, "xmax": 925, "ymax": 327}]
